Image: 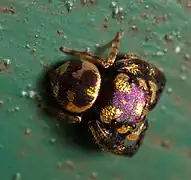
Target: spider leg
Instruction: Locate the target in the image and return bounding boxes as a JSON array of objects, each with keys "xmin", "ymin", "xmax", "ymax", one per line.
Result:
[
  {"xmin": 59, "ymin": 31, "xmax": 124, "ymax": 68},
  {"xmin": 105, "ymin": 30, "xmax": 124, "ymax": 67}
]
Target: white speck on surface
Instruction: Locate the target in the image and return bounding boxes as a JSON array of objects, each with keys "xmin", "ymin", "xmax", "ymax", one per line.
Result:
[
  {"xmin": 145, "ymin": 5, "xmax": 150, "ymax": 9},
  {"xmin": 180, "ymin": 74, "xmax": 187, "ymax": 81},
  {"xmin": 4, "ymin": 58, "xmax": 11, "ymax": 65},
  {"xmin": 156, "ymin": 51, "xmax": 164, "ymax": 56},
  {"xmin": 86, "ymin": 47, "xmax": 90, "ymax": 52},
  {"xmin": 28, "ymin": 90, "xmax": 36, "ymax": 98},
  {"xmin": 27, "ymin": 84, "xmax": 32, "ymax": 88},
  {"xmin": 167, "ymin": 88, "xmax": 172, "ymax": 93},
  {"xmin": 25, "ymin": 44, "xmax": 30, "ymax": 49},
  {"xmin": 21, "ymin": 90, "xmax": 28, "ymax": 97},
  {"xmin": 91, "ymin": 172, "xmax": 97, "ymax": 179},
  {"xmin": 13, "ymin": 173, "xmax": 21, "ymax": 180},
  {"xmin": 0, "ymin": 100, "xmax": 4, "ymax": 105},
  {"xmin": 175, "ymin": 46, "xmax": 180, "ymax": 53},
  {"xmin": 181, "ymin": 65, "xmax": 186, "ymax": 72},
  {"xmin": 15, "ymin": 106, "xmax": 20, "ymax": 111},
  {"xmin": 111, "ymin": 1, "xmax": 117, "ymax": 8},
  {"xmin": 161, "ymin": 105, "xmax": 166, "ymax": 111},
  {"xmin": 50, "ymin": 138, "xmax": 56, "ymax": 143},
  {"xmin": 25, "ymin": 128, "xmax": 31, "ymax": 135},
  {"xmin": 184, "ymin": 53, "xmax": 190, "ymax": 60}
]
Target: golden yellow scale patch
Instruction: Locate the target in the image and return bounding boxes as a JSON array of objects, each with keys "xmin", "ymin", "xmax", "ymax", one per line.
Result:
[
  {"xmin": 52, "ymin": 84, "xmax": 60, "ymax": 98},
  {"xmin": 114, "ymin": 73, "xmax": 131, "ymax": 93},
  {"xmin": 126, "ymin": 123, "xmax": 144, "ymax": 141},
  {"xmin": 137, "ymin": 78, "xmax": 148, "ymax": 91},
  {"xmin": 149, "ymin": 68, "xmax": 155, "ymax": 76},
  {"xmin": 148, "ymin": 80, "xmax": 157, "ymax": 105},
  {"xmin": 64, "ymin": 90, "xmax": 89, "ymax": 113},
  {"xmin": 55, "ymin": 61, "xmax": 70, "ymax": 75},
  {"xmin": 100, "ymin": 105, "xmax": 123, "ymax": 124},
  {"xmin": 86, "ymin": 72, "xmax": 101, "ymax": 99},
  {"xmin": 117, "ymin": 125, "xmax": 132, "ymax": 134},
  {"xmin": 135, "ymin": 102, "xmax": 145, "ymax": 116},
  {"xmin": 126, "ymin": 63, "xmax": 139, "ymax": 75}
]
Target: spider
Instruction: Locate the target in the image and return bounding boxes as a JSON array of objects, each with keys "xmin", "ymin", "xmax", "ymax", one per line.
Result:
[{"xmin": 49, "ymin": 31, "xmax": 166, "ymax": 156}]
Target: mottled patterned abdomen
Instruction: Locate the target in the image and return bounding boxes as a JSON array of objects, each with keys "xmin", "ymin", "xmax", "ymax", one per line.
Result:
[
  {"xmin": 98, "ymin": 73, "xmax": 147, "ymax": 124},
  {"xmin": 49, "ymin": 60, "xmax": 101, "ymax": 113}
]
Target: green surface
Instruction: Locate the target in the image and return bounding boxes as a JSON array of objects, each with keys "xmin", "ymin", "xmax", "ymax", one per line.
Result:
[{"xmin": 0, "ymin": 0, "xmax": 191, "ymax": 180}]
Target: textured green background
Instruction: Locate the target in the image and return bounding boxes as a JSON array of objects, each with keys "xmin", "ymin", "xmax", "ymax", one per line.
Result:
[{"xmin": 0, "ymin": 0, "xmax": 191, "ymax": 180}]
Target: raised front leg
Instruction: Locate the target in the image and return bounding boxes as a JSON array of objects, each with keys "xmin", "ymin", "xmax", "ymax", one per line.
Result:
[
  {"xmin": 59, "ymin": 31, "xmax": 124, "ymax": 68},
  {"xmin": 88, "ymin": 119, "xmax": 149, "ymax": 157}
]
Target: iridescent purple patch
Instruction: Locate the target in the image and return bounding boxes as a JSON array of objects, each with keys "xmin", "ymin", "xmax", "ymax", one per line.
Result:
[{"xmin": 112, "ymin": 83, "xmax": 146, "ymax": 123}]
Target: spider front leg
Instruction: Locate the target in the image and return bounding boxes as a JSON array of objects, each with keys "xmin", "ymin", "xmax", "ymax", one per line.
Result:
[
  {"xmin": 59, "ymin": 31, "xmax": 124, "ymax": 68},
  {"xmin": 88, "ymin": 119, "xmax": 149, "ymax": 157}
]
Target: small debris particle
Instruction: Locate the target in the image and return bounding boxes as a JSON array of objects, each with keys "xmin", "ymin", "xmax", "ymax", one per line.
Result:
[
  {"xmin": 160, "ymin": 139, "xmax": 172, "ymax": 148},
  {"xmin": 0, "ymin": 59, "xmax": 11, "ymax": 74},
  {"xmin": 65, "ymin": 1, "xmax": 74, "ymax": 12},
  {"xmin": 0, "ymin": 6, "xmax": 16, "ymax": 14},
  {"xmin": 65, "ymin": 160, "xmax": 75, "ymax": 170},
  {"xmin": 15, "ymin": 106, "xmax": 20, "ymax": 111},
  {"xmin": 110, "ymin": 1, "xmax": 117, "ymax": 8},
  {"xmin": 90, "ymin": 172, "xmax": 97, "ymax": 179},
  {"xmin": 180, "ymin": 65, "xmax": 186, "ymax": 72},
  {"xmin": 30, "ymin": 48, "xmax": 36, "ymax": 54},
  {"xmin": 27, "ymin": 84, "xmax": 32, "ymax": 88},
  {"xmin": 86, "ymin": 47, "xmax": 91, "ymax": 52},
  {"xmin": 163, "ymin": 48, "xmax": 168, "ymax": 53},
  {"xmin": 180, "ymin": 74, "xmax": 187, "ymax": 81},
  {"xmin": 95, "ymin": 44, "xmax": 100, "ymax": 47},
  {"xmin": 164, "ymin": 34, "xmax": 173, "ymax": 41},
  {"xmin": 167, "ymin": 88, "xmax": 172, "ymax": 94},
  {"xmin": 140, "ymin": 13, "xmax": 148, "ymax": 19},
  {"xmin": 24, "ymin": 128, "xmax": 31, "ymax": 135},
  {"xmin": 184, "ymin": 53, "xmax": 190, "ymax": 61},
  {"xmin": 156, "ymin": 51, "xmax": 164, "ymax": 56},
  {"xmin": 145, "ymin": 5, "xmax": 150, "ymax": 9},
  {"xmin": 13, "ymin": 173, "xmax": 21, "ymax": 180},
  {"xmin": 0, "ymin": 100, "xmax": 4, "ymax": 107},
  {"xmin": 21, "ymin": 91, "xmax": 28, "ymax": 97},
  {"xmin": 28, "ymin": 90, "xmax": 37, "ymax": 98},
  {"xmin": 175, "ymin": 46, "xmax": 180, "ymax": 54},
  {"xmin": 57, "ymin": 30, "xmax": 64, "ymax": 36},
  {"xmin": 161, "ymin": 105, "xmax": 166, "ymax": 112},
  {"xmin": 131, "ymin": 24, "xmax": 138, "ymax": 31},
  {"xmin": 110, "ymin": 2, "xmax": 127, "ymax": 21},
  {"xmin": 4, "ymin": 58, "xmax": 11, "ymax": 65},
  {"xmin": 103, "ymin": 16, "xmax": 109, "ymax": 29},
  {"xmin": 25, "ymin": 44, "xmax": 30, "ymax": 49},
  {"xmin": 49, "ymin": 138, "xmax": 56, "ymax": 144}
]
